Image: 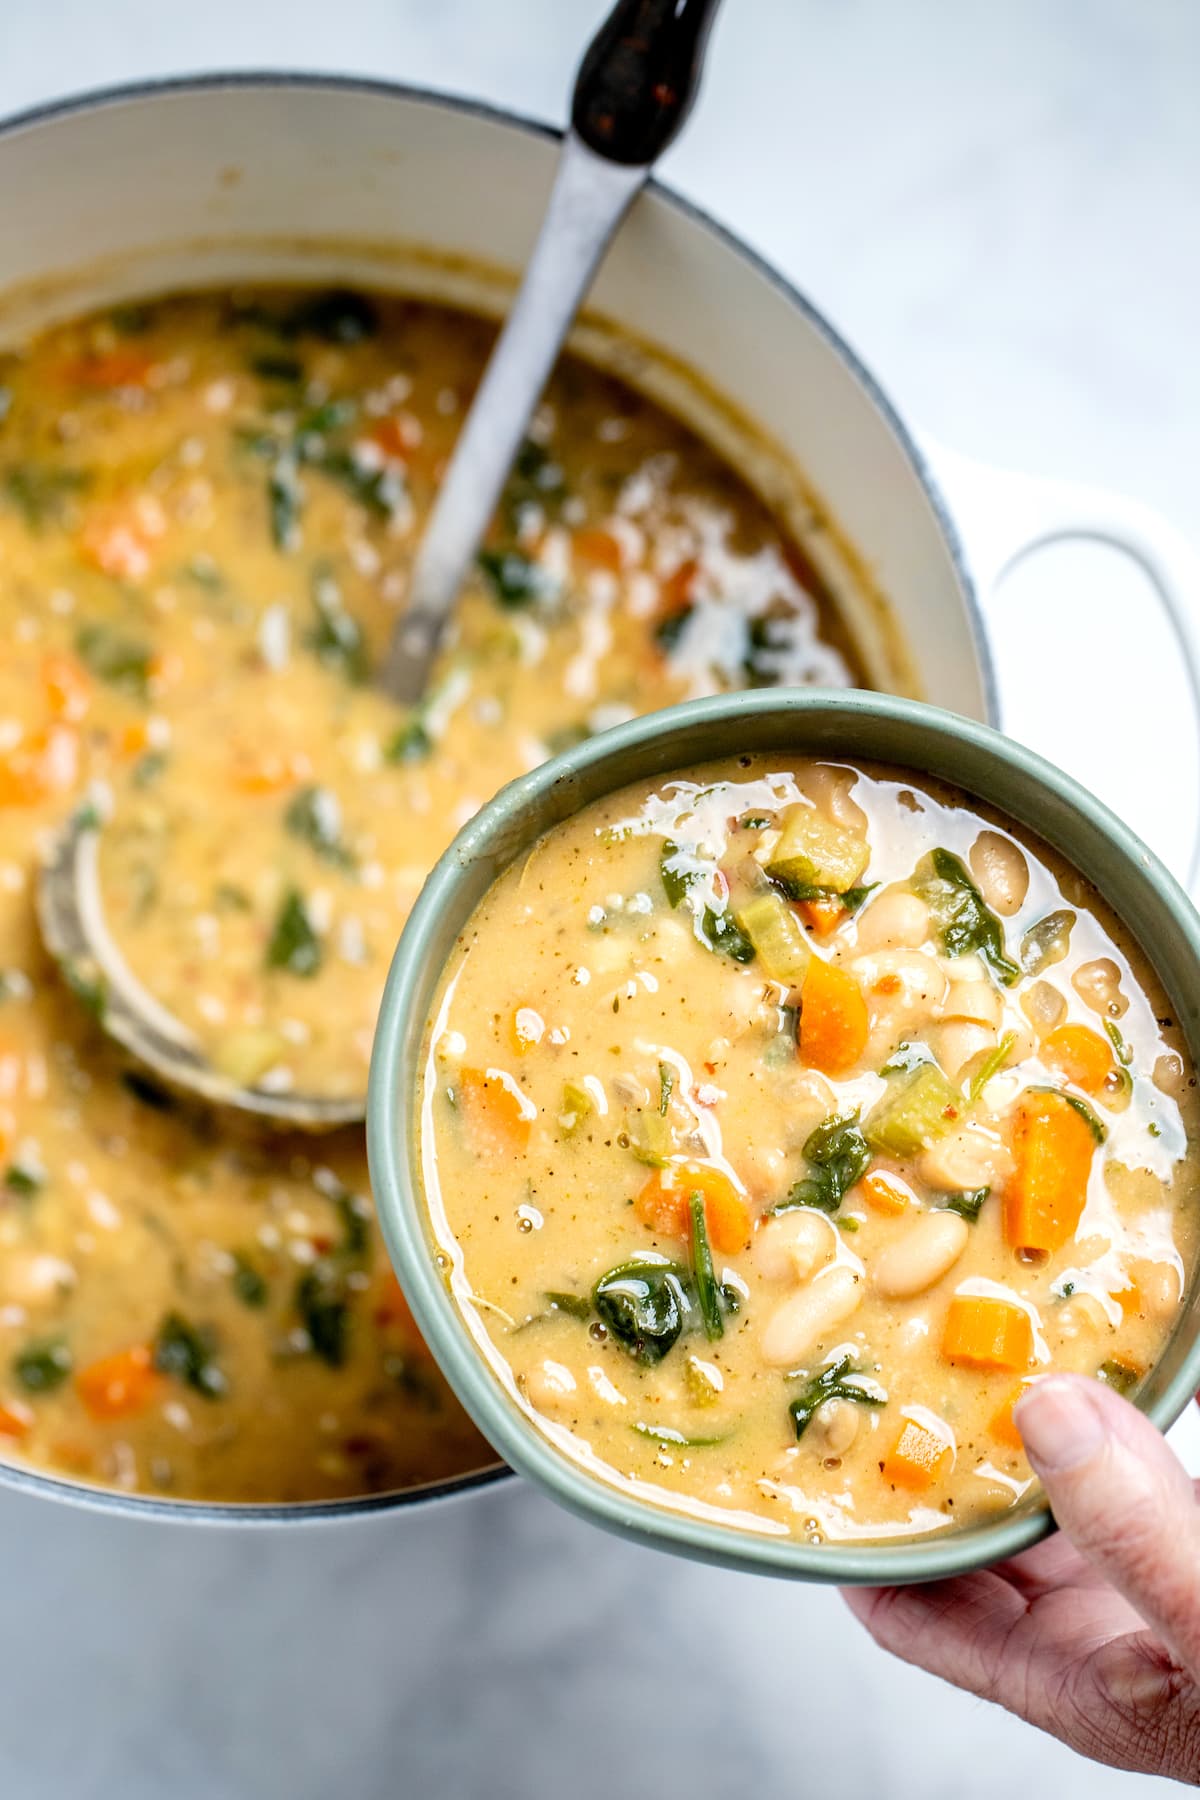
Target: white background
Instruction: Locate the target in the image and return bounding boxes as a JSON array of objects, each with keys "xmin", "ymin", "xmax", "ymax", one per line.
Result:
[{"xmin": 0, "ymin": 3, "xmax": 1198, "ymax": 1795}]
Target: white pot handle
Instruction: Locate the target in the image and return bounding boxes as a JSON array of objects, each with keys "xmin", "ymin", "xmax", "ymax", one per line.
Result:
[{"xmin": 922, "ymin": 437, "xmax": 1200, "ymax": 886}]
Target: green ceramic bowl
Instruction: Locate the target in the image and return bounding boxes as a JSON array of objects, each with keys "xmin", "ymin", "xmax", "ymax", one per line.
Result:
[{"xmin": 368, "ymin": 689, "xmax": 1200, "ymax": 1584}]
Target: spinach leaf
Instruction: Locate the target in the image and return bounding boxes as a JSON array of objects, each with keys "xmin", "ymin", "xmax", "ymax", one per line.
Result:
[
  {"xmin": 654, "ymin": 606, "xmax": 694, "ymax": 655},
  {"xmin": 385, "ymin": 715, "xmax": 433, "ymax": 764},
  {"xmin": 688, "ymin": 1194, "xmax": 724, "ymax": 1342},
  {"xmin": 659, "ymin": 840, "xmax": 700, "ymax": 908},
  {"xmin": 631, "ymin": 1422, "xmax": 725, "ymax": 1448},
  {"xmin": 842, "ymin": 884, "xmax": 880, "ymax": 915},
  {"xmin": 286, "ymin": 289, "xmax": 377, "ymax": 344},
  {"xmin": 789, "ymin": 1354, "xmax": 887, "ymax": 1438},
  {"xmin": 266, "ymin": 889, "xmax": 322, "ymax": 977},
  {"xmin": 476, "ymin": 548, "xmax": 553, "ymax": 610},
  {"xmin": 284, "ymin": 785, "xmax": 356, "ymax": 872},
  {"xmin": 4, "ymin": 1159, "xmax": 44, "ymax": 1196},
  {"xmin": 319, "ymin": 449, "xmax": 403, "ymax": 520},
  {"xmin": 75, "ymin": 622, "xmax": 152, "ymax": 698},
  {"xmin": 879, "ymin": 1041, "xmax": 936, "ymax": 1078},
  {"xmin": 13, "ymin": 1337, "xmax": 71, "ymax": 1393},
  {"xmin": 501, "ymin": 437, "xmax": 566, "ymax": 531},
  {"xmin": 5, "ymin": 464, "xmax": 88, "ymax": 529},
  {"xmin": 296, "ymin": 1268, "xmax": 349, "ymax": 1367},
  {"xmin": 231, "ymin": 1253, "xmax": 268, "ymax": 1309},
  {"xmin": 154, "ymin": 1312, "xmax": 227, "ymax": 1399},
  {"xmin": 915, "ymin": 848, "xmax": 1020, "ymax": 986},
  {"xmin": 252, "ymin": 353, "xmax": 305, "ymax": 383},
  {"xmin": 776, "ymin": 1112, "xmax": 870, "ymax": 1214},
  {"xmin": 939, "ymin": 1187, "xmax": 990, "ymax": 1222},
  {"xmin": 593, "ymin": 1257, "xmax": 692, "ymax": 1365},
  {"xmin": 269, "ymin": 448, "xmax": 303, "ymax": 551},
  {"xmin": 307, "ymin": 573, "xmax": 369, "ymax": 682},
  {"xmin": 120, "ymin": 1070, "xmax": 176, "ymax": 1113},
  {"xmin": 700, "ymin": 906, "xmax": 756, "ymax": 965},
  {"xmin": 544, "ymin": 1290, "xmax": 592, "ymax": 1320}
]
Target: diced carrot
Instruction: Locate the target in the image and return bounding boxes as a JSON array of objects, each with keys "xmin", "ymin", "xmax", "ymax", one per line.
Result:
[
  {"xmin": 78, "ymin": 498, "xmax": 166, "ymax": 582},
  {"xmin": 989, "ymin": 1377, "xmax": 1038, "ymax": 1450},
  {"xmin": 1040, "ymin": 1024, "xmax": 1114, "ymax": 1095},
  {"xmin": 1005, "ymin": 1090, "xmax": 1096, "ymax": 1255},
  {"xmin": 635, "ymin": 1161, "xmax": 752, "ymax": 1255},
  {"xmin": 0, "ymin": 725, "xmax": 79, "ymax": 807},
  {"xmin": 0, "ymin": 1402, "xmax": 30, "ymax": 1440},
  {"xmin": 231, "ymin": 749, "xmax": 312, "ymax": 794},
  {"xmin": 457, "ymin": 1066, "xmax": 536, "ymax": 1154},
  {"xmin": 797, "ymin": 895, "xmax": 846, "ymax": 937},
  {"xmin": 881, "ymin": 1416, "xmax": 953, "ymax": 1491},
  {"xmin": 119, "ymin": 720, "xmax": 151, "ymax": 757},
  {"xmin": 943, "ymin": 1295, "xmax": 1034, "ymax": 1372},
  {"xmin": 60, "ymin": 348, "xmax": 154, "ymax": 390},
  {"xmin": 797, "ymin": 955, "xmax": 868, "ymax": 1074},
  {"xmin": 858, "ymin": 1170, "xmax": 912, "ymax": 1217},
  {"xmin": 75, "ymin": 1345, "xmax": 161, "ymax": 1420},
  {"xmin": 510, "ymin": 1007, "xmax": 546, "ymax": 1054},
  {"xmin": 41, "ymin": 651, "xmax": 91, "ymax": 723},
  {"xmin": 658, "ymin": 558, "xmax": 698, "ymax": 616},
  {"xmin": 572, "ymin": 528, "xmax": 623, "ymax": 574},
  {"xmin": 370, "ymin": 417, "xmax": 412, "ymax": 461}
]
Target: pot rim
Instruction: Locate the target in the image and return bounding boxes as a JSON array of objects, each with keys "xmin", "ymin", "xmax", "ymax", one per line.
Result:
[
  {"xmin": 0, "ymin": 69, "xmax": 991, "ymax": 1524},
  {"xmin": 368, "ymin": 686, "xmax": 1200, "ymax": 1583}
]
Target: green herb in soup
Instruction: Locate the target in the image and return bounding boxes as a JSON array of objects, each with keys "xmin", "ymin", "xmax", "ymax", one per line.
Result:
[{"xmin": 421, "ymin": 754, "xmax": 1198, "ymax": 1546}]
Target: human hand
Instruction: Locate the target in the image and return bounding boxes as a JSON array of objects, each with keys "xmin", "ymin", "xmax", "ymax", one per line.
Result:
[{"xmin": 845, "ymin": 1374, "xmax": 1200, "ymax": 1781}]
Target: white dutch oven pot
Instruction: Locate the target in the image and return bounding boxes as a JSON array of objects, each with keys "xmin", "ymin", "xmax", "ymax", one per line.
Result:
[{"xmin": 0, "ymin": 73, "xmax": 1196, "ymax": 1520}]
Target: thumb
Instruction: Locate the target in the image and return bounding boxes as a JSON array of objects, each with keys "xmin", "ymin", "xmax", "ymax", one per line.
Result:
[{"xmin": 1016, "ymin": 1373, "xmax": 1200, "ymax": 1676}]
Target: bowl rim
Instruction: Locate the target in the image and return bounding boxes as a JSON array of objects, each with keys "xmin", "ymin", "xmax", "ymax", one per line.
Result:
[
  {"xmin": 0, "ymin": 68, "xmax": 993, "ymax": 1524},
  {"xmin": 368, "ymin": 687, "xmax": 1200, "ymax": 1583}
]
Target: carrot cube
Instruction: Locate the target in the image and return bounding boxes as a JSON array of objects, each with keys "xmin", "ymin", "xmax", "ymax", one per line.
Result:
[
  {"xmin": 881, "ymin": 1417, "xmax": 953, "ymax": 1491},
  {"xmin": 943, "ymin": 1295, "xmax": 1034, "ymax": 1372}
]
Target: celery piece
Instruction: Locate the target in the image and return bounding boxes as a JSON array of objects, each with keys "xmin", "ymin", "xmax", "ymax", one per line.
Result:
[
  {"xmin": 628, "ymin": 1109, "xmax": 674, "ymax": 1167},
  {"xmin": 1020, "ymin": 908, "xmax": 1076, "ymax": 975},
  {"xmin": 558, "ymin": 1081, "xmax": 595, "ymax": 1138},
  {"xmin": 733, "ymin": 891, "xmax": 811, "ymax": 985},
  {"xmin": 765, "ymin": 805, "xmax": 870, "ymax": 895},
  {"xmin": 865, "ymin": 1062, "xmax": 963, "ymax": 1157}
]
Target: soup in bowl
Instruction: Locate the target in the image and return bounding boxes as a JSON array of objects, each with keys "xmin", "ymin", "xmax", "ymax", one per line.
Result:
[{"xmin": 369, "ymin": 690, "xmax": 1200, "ymax": 1582}]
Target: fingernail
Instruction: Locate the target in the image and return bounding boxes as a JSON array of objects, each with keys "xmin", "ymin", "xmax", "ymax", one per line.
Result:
[{"xmin": 1015, "ymin": 1376, "xmax": 1106, "ymax": 1474}]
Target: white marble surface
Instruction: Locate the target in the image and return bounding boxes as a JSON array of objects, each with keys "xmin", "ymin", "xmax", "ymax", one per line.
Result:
[{"xmin": 0, "ymin": 2, "xmax": 1198, "ymax": 1795}]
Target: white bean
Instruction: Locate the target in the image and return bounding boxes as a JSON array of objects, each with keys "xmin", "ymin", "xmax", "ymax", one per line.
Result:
[
  {"xmin": 754, "ymin": 1209, "xmax": 837, "ymax": 1285},
  {"xmin": 854, "ymin": 890, "xmax": 930, "ymax": 953},
  {"xmin": 918, "ymin": 1123, "xmax": 1013, "ymax": 1192},
  {"xmin": 872, "ymin": 1211, "xmax": 969, "ymax": 1299},
  {"xmin": 782, "ymin": 1071, "xmax": 838, "ymax": 1147},
  {"xmin": 814, "ymin": 1397, "xmax": 860, "ymax": 1456},
  {"xmin": 1021, "ymin": 979, "xmax": 1066, "ymax": 1036},
  {"xmin": 800, "ymin": 763, "xmax": 867, "ymax": 834},
  {"xmin": 522, "ymin": 1360, "xmax": 578, "ymax": 1411},
  {"xmin": 935, "ymin": 1020, "xmax": 996, "ymax": 1081},
  {"xmin": 1124, "ymin": 1258, "xmax": 1181, "ymax": 1319},
  {"xmin": 1073, "ymin": 957, "xmax": 1128, "ymax": 1020},
  {"xmin": 1154, "ymin": 1052, "xmax": 1186, "ymax": 1098},
  {"xmin": 969, "ymin": 831, "xmax": 1030, "ymax": 916},
  {"xmin": 850, "ymin": 950, "xmax": 947, "ymax": 1050},
  {"xmin": 760, "ymin": 1267, "xmax": 863, "ymax": 1368},
  {"xmin": 943, "ymin": 981, "xmax": 1002, "ymax": 1028}
]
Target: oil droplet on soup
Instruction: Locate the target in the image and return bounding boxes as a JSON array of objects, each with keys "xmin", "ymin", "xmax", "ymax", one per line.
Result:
[{"xmin": 421, "ymin": 756, "xmax": 1198, "ymax": 1543}]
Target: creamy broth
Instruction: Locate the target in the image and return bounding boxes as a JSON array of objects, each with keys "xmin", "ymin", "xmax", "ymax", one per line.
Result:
[
  {"xmin": 421, "ymin": 758, "xmax": 1199, "ymax": 1543},
  {"xmin": 0, "ymin": 289, "xmax": 857, "ymax": 1500}
]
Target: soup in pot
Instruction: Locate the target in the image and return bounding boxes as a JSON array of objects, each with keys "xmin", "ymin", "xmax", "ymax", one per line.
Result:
[
  {"xmin": 420, "ymin": 756, "xmax": 1198, "ymax": 1543},
  {"xmin": 0, "ymin": 287, "xmax": 858, "ymax": 1500}
]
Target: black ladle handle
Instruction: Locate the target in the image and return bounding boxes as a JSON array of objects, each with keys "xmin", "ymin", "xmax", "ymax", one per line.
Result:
[{"xmin": 572, "ymin": 0, "xmax": 725, "ymax": 167}]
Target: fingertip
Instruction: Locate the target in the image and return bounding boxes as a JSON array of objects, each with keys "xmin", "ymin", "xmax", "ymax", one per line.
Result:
[{"xmin": 1014, "ymin": 1373, "xmax": 1106, "ymax": 1475}]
